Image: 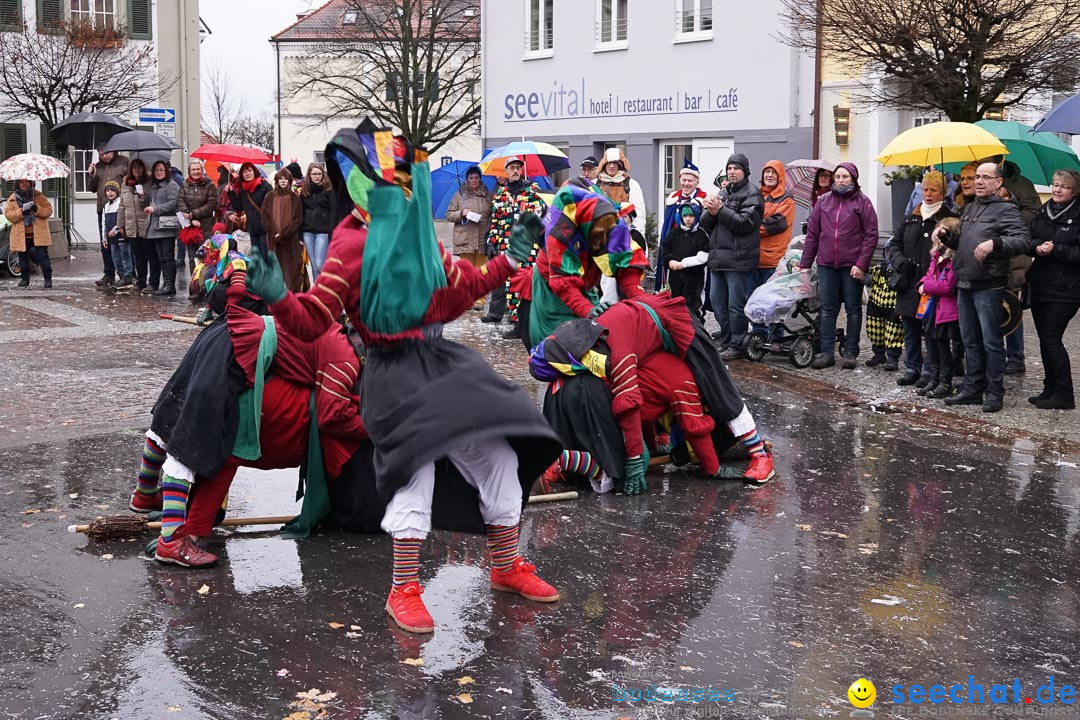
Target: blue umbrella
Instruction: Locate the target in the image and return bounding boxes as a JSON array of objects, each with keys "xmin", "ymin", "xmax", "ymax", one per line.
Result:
[
  {"xmin": 431, "ymin": 160, "xmax": 552, "ymax": 219},
  {"xmin": 1035, "ymin": 94, "xmax": 1080, "ymax": 134}
]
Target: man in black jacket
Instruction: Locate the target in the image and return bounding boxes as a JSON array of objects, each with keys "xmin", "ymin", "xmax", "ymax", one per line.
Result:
[
  {"xmin": 701, "ymin": 153, "xmax": 764, "ymax": 360},
  {"xmin": 934, "ymin": 162, "xmax": 1033, "ymax": 412}
]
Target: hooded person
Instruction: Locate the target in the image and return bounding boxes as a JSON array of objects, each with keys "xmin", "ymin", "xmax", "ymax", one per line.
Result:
[
  {"xmin": 799, "ymin": 161, "xmax": 879, "ymax": 369},
  {"xmin": 596, "ymin": 147, "xmax": 647, "ymax": 239},
  {"xmin": 244, "ymin": 119, "xmax": 563, "ymax": 635},
  {"xmin": 524, "ymin": 178, "xmax": 651, "ymax": 351},
  {"xmin": 262, "ymin": 168, "xmax": 305, "ymax": 292},
  {"xmin": 658, "ymin": 202, "xmax": 709, "ymax": 319},
  {"xmin": 758, "ymin": 161, "xmax": 795, "ymax": 283},
  {"xmin": 654, "ymin": 160, "xmax": 710, "ymax": 291}
]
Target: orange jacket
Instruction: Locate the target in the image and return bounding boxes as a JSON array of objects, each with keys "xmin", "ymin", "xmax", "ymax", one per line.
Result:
[{"xmin": 759, "ymin": 160, "xmax": 795, "ymax": 270}]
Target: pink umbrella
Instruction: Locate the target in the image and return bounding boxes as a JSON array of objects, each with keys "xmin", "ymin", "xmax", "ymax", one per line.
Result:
[
  {"xmin": 0, "ymin": 153, "xmax": 70, "ymax": 181},
  {"xmin": 785, "ymin": 159, "xmax": 836, "ymax": 208}
]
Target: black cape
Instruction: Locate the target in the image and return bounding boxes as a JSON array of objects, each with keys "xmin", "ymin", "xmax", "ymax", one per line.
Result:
[
  {"xmin": 360, "ymin": 335, "xmax": 562, "ymax": 534},
  {"xmin": 541, "ymin": 373, "xmax": 625, "ymax": 480}
]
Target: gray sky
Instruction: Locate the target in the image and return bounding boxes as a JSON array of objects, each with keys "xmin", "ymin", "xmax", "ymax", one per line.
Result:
[{"xmin": 199, "ymin": 0, "xmax": 315, "ymax": 115}]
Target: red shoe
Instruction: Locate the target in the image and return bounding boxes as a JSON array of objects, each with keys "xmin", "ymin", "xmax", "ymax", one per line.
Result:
[
  {"xmin": 154, "ymin": 535, "xmax": 218, "ymax": 568},
  {"xmin": 129, "ymin": 490, "xmax": 162, "ymax": 513},
  {"xmin": 491, "ymin": 557, "xmax": 560, "ymax": 602},
  {"xmin": 537, "ymin": 461, "xmax": 561, "ymax": 495},
  {"xmin": 743, "ymin": 452, "xmax": 775, "ymax": 486},
  {"xmin": 385, "ymin": 582, "xmax": 435, "ymax": 634}
]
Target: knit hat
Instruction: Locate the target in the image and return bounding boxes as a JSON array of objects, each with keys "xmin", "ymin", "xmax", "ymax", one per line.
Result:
[
  {"xmin": 679, "ymin": 160, "xmax": 700, "ymax": 179},
  {"xmin": 104, "ymin": 180, "xmax": 120, "ymax": 195},
  {"xmin": 726, "ymin": 153, "xmax": 751, "ymax": 177}
]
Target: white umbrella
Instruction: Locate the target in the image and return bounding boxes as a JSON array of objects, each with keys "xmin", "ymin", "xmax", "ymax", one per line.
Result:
[{"xmin": 0, "ymin": 152, "xmax": 70, "ymax": 181}]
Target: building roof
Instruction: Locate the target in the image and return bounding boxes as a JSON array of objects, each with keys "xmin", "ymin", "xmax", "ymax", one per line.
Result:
[{"xmin": 270, "ymin": 0, "xmax": 479, "ymax": 42}]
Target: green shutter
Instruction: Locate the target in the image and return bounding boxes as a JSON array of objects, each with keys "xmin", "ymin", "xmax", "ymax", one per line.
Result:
[
  {"xmin": 36, "ymin": 0, "xmax": 62, "ymax": 33},
  {"xmin": 127, "ymin": 0, "xmax": 151, "ymax": 39},
  {"xmin": 0, "ymin": 0, "xmax": 22, "ymax": 29},
  {"xmin": 0, "ymin": 123, "xmax": 26, "ymax": 195},
  {"xmin": 40, "ymin": 124, "xmax": 62, "ymax": 197}
]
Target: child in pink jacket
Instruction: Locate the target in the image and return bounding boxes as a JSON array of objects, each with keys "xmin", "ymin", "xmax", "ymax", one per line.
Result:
[{"xmin": 917, "ymin": 234, "xmax": 960, "ymax": 398}]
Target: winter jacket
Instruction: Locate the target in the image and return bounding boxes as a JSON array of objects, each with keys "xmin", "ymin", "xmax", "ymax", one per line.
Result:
[
  {"xmin": 759, "ymin": 160, "xmax": 795, "ymax": 271},
  {"xmin": 596, "ymin": 147, "xmax": 647, "ymax": 234},
  {"xmin": 701, "ymin": 176, "xmax": 764, "ymax": 272},
  {"xmin": 659, "ymin": 205, "xmax": 709, "ymax": 270},
  {"xmin": 1026, "ymin": 199, "xmax": 1080, "ymax": 305},
  {"xmin": 89, "ymin": 155, "xmax": 130, "ymax": 212},
  {"xmin": 177, "ymin": 176, "xmax": 219, "ymax": 242},
  {"xmin": 230, "ymin": 179, "xmax": 272, "ymax": 236},
  {"xmin": 4, "ymin": 191, "xmax": 52, "ymax": 251},
  {"xmin": 884, "ymin": 204, "xmax": 957, "ymax": 318},
  {"xmin": 101, "ymin": 196, "xmax": 120, "ymax": 241},
  {"xmin": 799, "ymin": 190, "xmax": 878, "ymax": 271},
  {"xmin": 946, "ymin": 194, "xmax": 1032, "ymax": 290},
  {"xmin": 444, "ymin": 184, "xmax": 491, "ymax": 255},
  {"xmin": 300, "ymin": 185, "xmax": 335, "ymax": 234},
  {"xmin": 920, "ymin": 251, "xmax": 958, "ymax": 325},
  {"xmin": 145, "ymin": 178, "xmax": 180, "ymax": 240},
  {"xmin": 117, "ymin": 180, "xmax": 149, "ymax": 238}
]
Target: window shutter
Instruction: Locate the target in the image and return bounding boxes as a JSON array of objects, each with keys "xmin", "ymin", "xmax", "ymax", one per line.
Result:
[
  {"xmin": 40, "ymin": 125, "xmax": 62, "ymax": 197},
  {"xmin": 36, "ymin": 0, "xmax": 62, "ymax": 32},
  {"xmin": 0, "ymin": 0, "xmax": 21, "ymax": 29},
  {"xmin": 1, "ymin": 123, "xmax": 27, "ymax": 195},
  {"xmin": 128, "ymin": 0, "xmax": 151, "ymax": 39}
]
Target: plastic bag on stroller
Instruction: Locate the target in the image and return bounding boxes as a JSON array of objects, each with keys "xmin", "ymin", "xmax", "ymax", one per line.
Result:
[{"xmin": 744, "ymin": 235, "xmax": 818, "ymax": 325}]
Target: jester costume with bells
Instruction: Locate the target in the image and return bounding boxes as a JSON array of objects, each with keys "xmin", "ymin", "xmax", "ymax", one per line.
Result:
[
  {"xmin": 531, "ymin": 293, "xmax": 775, "ymax": 493},
  {"xmin": 131, "ymin": 262, "xmax": 376, "ymax": 567},
  {"xmin": 245, "ymin": 122, "xmax": 562, "ymax": 634},
  {"xmin": 525, "ymin": 178, "xmax": 651, "ymax": 350}
]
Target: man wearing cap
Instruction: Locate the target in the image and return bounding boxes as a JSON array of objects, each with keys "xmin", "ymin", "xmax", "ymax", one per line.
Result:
[
  {"xmin": 933, "ymin": 161, "xmax": 1033, "ymax": 413},
  {"xmin": 580, "ymin": 156, "xmax": 599, "ymax": 183},
  {"xmin": 701, "ymin": 153, "xmax": 764, "ymax": 360},
  {"xmin": 482, "ymin": 156, "xmax": 546, "ymax": 339},
  {"xmin": 655, "ymin": 160, "xmax": 709, "ymax": 291},
  {"xmin": 89, "ymin": 146, "xmax": 130, "ymax": 287}
]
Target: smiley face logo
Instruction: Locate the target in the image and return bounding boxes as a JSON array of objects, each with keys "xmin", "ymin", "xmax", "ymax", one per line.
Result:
[{"xmin": 848, "ymin": 678, "xmax": 876, "ymax": 709}]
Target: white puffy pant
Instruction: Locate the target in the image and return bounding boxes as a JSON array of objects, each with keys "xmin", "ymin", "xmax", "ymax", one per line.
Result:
[{"xmin": 381, "ymin": 436, "xmax": 522, "ymax": 540}]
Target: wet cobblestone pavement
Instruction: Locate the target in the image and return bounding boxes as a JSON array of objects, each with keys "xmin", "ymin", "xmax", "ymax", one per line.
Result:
[{"xmin": 2, "ymin": 254, "xmax": 1080, "ymax": 720}]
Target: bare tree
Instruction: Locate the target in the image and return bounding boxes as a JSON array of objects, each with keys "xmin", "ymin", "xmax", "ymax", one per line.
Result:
[
  {"xmin": 0, "ymin": 19, "xmax": 173, "ymax": 133},
  {"xmin": 201, "ymin": 61, "xmax": 242, "ymax": 145},
  {"xmin": 236, "ymin": 114, "xmax": 275, "ymax": 152},
  {"xmin": 286, "ymin": 0, "xmax": 480, "ymax": 152},
  {"xmin": 781, "ymin": 0, "xmax": 1080, "ymax": 122}
]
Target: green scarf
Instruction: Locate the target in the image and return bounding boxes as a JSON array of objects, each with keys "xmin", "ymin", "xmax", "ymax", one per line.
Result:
[
  {"xmin": 280, "ymin": 391, "xmax": 331, "ymax": 539},
  {"xmin": 232, "ymin": 315, "xmax": 278, "ymax": 461}
]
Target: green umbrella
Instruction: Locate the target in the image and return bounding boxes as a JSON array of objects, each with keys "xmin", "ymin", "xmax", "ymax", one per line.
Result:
[{"xmin": 943, "ymin": 120, "xmax": 1080, "ymax": 185}]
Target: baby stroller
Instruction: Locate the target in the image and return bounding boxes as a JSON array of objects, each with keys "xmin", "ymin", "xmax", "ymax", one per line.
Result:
[{"xmin": 742, "ymin": 236, "xmax": 845, "ymax": 368}]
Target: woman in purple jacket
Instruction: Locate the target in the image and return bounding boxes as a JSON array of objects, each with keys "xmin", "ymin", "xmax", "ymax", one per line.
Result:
[{"xmin": 799, "ymin": 162, "xmax": 879, "ymax": 369}]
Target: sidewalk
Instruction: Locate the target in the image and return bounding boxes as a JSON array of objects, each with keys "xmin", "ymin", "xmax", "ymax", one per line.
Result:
[{"xmin": 720, "ymin": 314, "xmax": 1080, "ymax": 451}]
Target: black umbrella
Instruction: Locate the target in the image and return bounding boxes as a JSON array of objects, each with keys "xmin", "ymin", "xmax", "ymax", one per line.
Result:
[
  {"xmin": 103, "ymin": 130, "xmax": 179, "ymax": 155},
  {"xmin": 50, "ymin": 112, "xmax": 132, "ymax": 149}
]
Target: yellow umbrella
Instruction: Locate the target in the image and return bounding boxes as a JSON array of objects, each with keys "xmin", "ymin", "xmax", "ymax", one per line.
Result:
[{"xmin": 877, "ymin": 121, "xmax": 1008, "ymax": 167}]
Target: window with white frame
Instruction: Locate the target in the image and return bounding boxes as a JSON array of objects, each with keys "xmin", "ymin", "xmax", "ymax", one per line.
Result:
[
  {"xmin": 313, "ymin": 151, "xmax": 325, "ymax": 165},
  {"xmin": 675, "ymin": 0, "xmax": 712, "ymax": 39},
  {"xmin": 525, "ymin": 0, "xmax": 553, "ymax": 57},
  {"xmin": 662, "ymin": 143, "xmax": 694, "ymax": 196},
  {"xmin": 69, "ymin": 0, "xmax": 118, "ymax": 28},
  {"xmin": 596, "ymin": 0, "xmax": 627, "ymax": 48},
  {"xmin": 72, "ymin": 149, "xmax": 95, "ymax": 195},
  {"xmin": 913, "ymin": 114, "xmax": 944, "ymax": 128}
]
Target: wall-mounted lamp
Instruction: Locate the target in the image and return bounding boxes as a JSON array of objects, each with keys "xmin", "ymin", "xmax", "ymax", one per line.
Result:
[{"xmin": 833, "ymin": 105, "xmax": 851, "ymax": 146}]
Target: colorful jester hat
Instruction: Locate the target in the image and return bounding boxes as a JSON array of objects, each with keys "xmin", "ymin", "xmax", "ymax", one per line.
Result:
[
  {"xmin": 543, "ymin": 177, "xmax": 649, "ymax": 278},
  {"xmin": 528, "ymin": 318, "xmax": 611, "ymax": 383},
  {"xmin": 324, "ymin": 118, "xmax": 429, "ymax": 225}
]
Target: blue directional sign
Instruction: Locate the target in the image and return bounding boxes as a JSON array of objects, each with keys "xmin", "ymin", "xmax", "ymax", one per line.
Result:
[{"xmin": 139, "ymin": 107, "xmax": 176, "ymax": 123}]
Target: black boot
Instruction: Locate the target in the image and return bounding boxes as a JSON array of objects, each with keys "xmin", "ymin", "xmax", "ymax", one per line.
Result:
[
  {"xmin": 17, "ymin": 271, "xmax": 29, "ymax": 288},
  {"xmin": 916, "ymin": 367, "xmax": 939, "ymax": 396},
  {"xmin": 864, "ymin": 350, "xmax": 886, "ymax": 367},
  {"xmin": 42, "ymin": 272, "xmax": 52, "ymax": 290},
  {"xmin": 153, "ymin": 261, "xmax": 177, "ymax": 296}
]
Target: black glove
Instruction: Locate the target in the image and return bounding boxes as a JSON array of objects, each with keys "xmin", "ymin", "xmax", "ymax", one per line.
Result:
[
  {"xmin": 485, "ymin": 241, "xmax": 498, "ymax": 259},
  {"xmin": 505, "ymin": 212, "xmax": 545, "ymax": 264}
]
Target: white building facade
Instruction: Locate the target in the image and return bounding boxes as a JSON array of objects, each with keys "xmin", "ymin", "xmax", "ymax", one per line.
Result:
[{"xmin": 481, "ymin": 0, "xmax": 815, "ymax": 221}]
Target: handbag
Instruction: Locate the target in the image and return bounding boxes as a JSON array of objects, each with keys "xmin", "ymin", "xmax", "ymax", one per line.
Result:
[
  {"xmin": 156, "ymin": 214, "xmax": 181, "ymax": 230},
  {"xmin": 916, "ymin": 293, "xmax": 935, "ymax": 319}
]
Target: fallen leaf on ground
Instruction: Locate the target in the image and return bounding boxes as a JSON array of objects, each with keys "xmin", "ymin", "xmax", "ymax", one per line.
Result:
[
  {"xmin": 197, "ymin": 584, "xmax": 210, "ymax": 595},
  {"xmin": 349, "ymin": 625, "xmax": 361, "ymax": 631},
  {"xmin": 296, "ymin": 689, "xmax": 337, "ymax": 702},
  {"xmin": 795, "ymin": 523, "xmax": 812, "ymax": 531},
  {"xmin": 458, "ymin": 676, "xmax": 474, "ymax": 686},
  {"xmin": 167, "ymin": 707, "xmax": 180, "ymax": 713},
  {"xmin": 20, "ymin": 523, "xmax": 32, "ymax": 528},
  {"xmin": 788, "ymin": 641, "xmax": 805, "ymax": 648},
  {"xmin": 24, "ymin": 509, "xmax": 40, "ymax": 515},
  {"xmin": 328, "ymin": 622, "xmax": 345, "ymax": 629},
  {"xmin": 282, "ymin": 713, "xmax": 311, "ymax": 720},
  {"xmin": 73, "ymin": 603, "xmax": 85, "ymax": 609},
  {"xmin": 496, "ymin": 687, "xmax": 512, "ymax": 694},
  {"xmin": 101, "ymin": 554, "xmax": 114, "ymax": 560},
  {"xmin": 679, "ymin": 665, "xmax": 696, "ymax": 671},
  {"xmin": 457, "ymin": 693, "xmax": 473, "ymax": 704},
  {"xmin": 68, "ymin": 493, "xmax": 78, "ymax": 499},
  {"xmin": 277, "ymin": 668, "xmax": 290, "ymax": 677},
  {"xmin": 819, "ymin": 531, "xmax": 849, "ymax": 539},
  {"xmin": 403, "ymin": 658, "xmax": 424, "ymax": 666}
]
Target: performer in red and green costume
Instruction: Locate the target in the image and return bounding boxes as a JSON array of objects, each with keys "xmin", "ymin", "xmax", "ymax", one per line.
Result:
[
  {"xmin": 245, "ymin": 122, "xmax": 563, "ymax": 635},
  {"xmin": 524, "ymin": 178, "xmax": 650, "ymax": 351}
]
